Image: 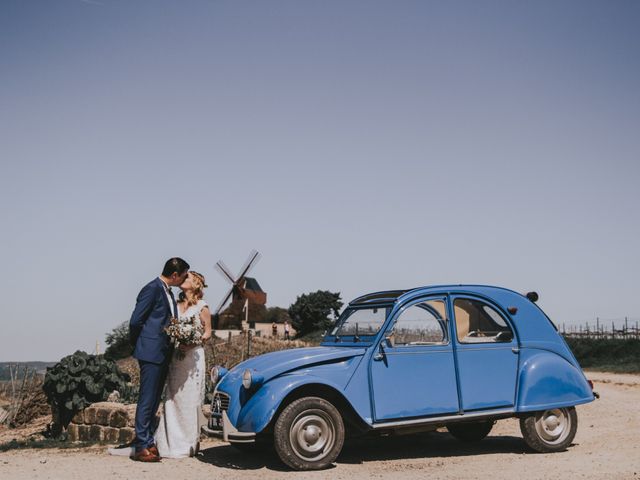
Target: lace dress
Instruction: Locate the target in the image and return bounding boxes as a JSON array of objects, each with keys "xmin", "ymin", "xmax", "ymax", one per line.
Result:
[{"xmin": 155, "ymin": 300, "xmax": 207, "ymax": 458}]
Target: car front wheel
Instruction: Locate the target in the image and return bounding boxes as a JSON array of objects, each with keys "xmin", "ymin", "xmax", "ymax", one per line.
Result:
[
  {"xmin": 273, "ymin": 396, "xmax": 345, "ymax": 470},
  {"xmin": 519, "ymin": 407, "xmax": 578, "ymax": 452}
]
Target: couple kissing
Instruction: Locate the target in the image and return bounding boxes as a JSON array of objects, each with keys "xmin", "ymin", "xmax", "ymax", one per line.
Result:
[{"xmin": 115, "ymin": 257, "xmax": 212, "ymax": 462}]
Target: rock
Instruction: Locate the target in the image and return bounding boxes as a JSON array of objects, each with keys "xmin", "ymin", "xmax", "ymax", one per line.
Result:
[
  {"xmin": 106, "ymin": 391, "xmax": 121, "ymax": 402},
  {"xmin": 89, "ymin": 425, "xmax": 104, "ymax": 442},
  {"xmin": 118, "ymin": 427, "xmax": 135, "ymax": 444},
  {"xmin": 103, "ymin": 427, "xmax": 120, "ymax": 444},
  {"xmin": 95, "ymin": 408, "xmax": 111, "ymax": 426},
  {"xmin": 72, "ymin": 410, "xmax": 84, "ymax": 424},
  {"xmin": 67, "ymin": 423, "xmax": 79, "ymax": 441},
  {"xmin": 109, "ymin": 409, "xmax": 128, "ymax": 428},
  {"xmin": 83, "ymin": 407, "xmax": 97, "ymax": 425},
  {"xmin": 77, "ymin": 425, "xmax": 91, "ymax": 441}
]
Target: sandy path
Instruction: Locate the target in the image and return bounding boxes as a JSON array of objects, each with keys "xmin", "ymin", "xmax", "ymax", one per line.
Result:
[{"xmin": 1, "ymin": 371, "xmax": 639, "ymax": 480}]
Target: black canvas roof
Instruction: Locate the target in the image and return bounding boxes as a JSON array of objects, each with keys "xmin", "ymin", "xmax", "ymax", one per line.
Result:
[{"xmin": 349, "ymin": 290, "xmax": 409, "ymax": 306}]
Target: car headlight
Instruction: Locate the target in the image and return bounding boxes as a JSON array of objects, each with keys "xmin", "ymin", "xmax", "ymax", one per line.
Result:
[
  {"xmin": 242, "ymin": 369, "xmax": 264, "ymax": 390},
  {"xmin": 242, "ymin": 369, "xmax": 252, "ymax": 389},
  {"xmin": 210, "ymin": 366, "xmax": 228, "ymax": 384}
]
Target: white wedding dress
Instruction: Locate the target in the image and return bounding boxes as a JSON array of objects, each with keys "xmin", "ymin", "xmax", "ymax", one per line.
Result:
[{"xmin": 154, "ymin": 300, "xmax": 207, "ymax": 458}]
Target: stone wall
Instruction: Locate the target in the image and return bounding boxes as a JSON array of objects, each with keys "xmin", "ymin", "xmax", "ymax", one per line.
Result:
[
  {"xmin": 68, "ymin": 402, "xmax": 209, "ymax": 443},
  {"xmin": 67, "ymin": 402, "xmax": 139, "ymax": 443}
]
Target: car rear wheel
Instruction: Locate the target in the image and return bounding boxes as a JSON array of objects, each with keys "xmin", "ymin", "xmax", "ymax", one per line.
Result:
[
  {"xmin": 446, "ymin": 420, "xmax": 494, "ymax": 442},
  {"xmin": 274, "ymin": 396, "xmax": 345, "ymax": 470},
  {"xmin": 519, "ymin": 407, "xmax": 577, "ymax": 452}
]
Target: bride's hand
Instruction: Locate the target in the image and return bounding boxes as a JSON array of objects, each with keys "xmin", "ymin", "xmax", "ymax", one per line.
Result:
[{"xmin": 201, "ymin": 332, "xmax": 211, "ymax": 344}]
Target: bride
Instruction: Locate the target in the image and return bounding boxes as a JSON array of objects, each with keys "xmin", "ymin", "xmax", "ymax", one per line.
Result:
[{"xmin": 155, "ymin": 270, "xmax": 212, "ymax": 458}]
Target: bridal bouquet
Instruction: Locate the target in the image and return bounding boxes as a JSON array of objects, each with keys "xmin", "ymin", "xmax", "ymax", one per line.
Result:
[{"xmin": 164, "ymin": 315, "xmax": 203, "ymax": 359}]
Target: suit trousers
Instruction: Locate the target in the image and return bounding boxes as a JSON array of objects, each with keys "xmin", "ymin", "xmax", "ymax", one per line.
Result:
[{"xmin": 134, "ymin": 359, "xmax": 170, "ymax": 450}]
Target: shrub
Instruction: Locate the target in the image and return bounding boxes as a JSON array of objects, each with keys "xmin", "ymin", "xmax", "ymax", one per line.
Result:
[
  {"xmin": 564, "ymin": 337, "xmax": 640, "ymax": 373},
  {"xmin": 43, "ymin": 351, "xmax": 130, "ymax": 436},
  {"xmin": 104, "ymin": 321, "xmax": 133, "ymax": 360},
  {"xmin": 288, "ymin": 291, "xmax": 343, "ymax": 337}
]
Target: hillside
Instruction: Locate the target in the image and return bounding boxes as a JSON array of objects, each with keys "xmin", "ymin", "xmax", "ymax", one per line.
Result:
[{"xmin": 0, "ymin": 362, "xmax": 56, "ymax": 381}]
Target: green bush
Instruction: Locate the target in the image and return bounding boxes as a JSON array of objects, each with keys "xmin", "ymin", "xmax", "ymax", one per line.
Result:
[
  {"xmin": 43, "ymin": 351, "xmax": 130, "ymax": 436},
  {"xmin": 104, "ymin": 321, "xmax": 133, "ymax": 360},
  {"xmin": 564, "ymin": 337, "xmax": 640, "ymax": 373}
]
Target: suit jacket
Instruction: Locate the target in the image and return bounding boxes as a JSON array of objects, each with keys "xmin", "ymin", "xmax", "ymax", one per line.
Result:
[{"xmin": 129, "ymin": 278, "xmax": 177, "ymax": 364}]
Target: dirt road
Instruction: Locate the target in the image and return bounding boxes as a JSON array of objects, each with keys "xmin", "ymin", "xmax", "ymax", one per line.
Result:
[{"xmin": 1, "ymin": 371, "xmax": 639, "ymax": 480}]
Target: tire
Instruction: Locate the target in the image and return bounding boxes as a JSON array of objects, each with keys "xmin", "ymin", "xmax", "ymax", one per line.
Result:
[
  {"xmin": 519, "ymin": 407, "xmax": 577, "ymax": 453},
  {"xmin": 447, "ymin": 420, "xmax": 494, "ymax": 442},
  {"xmin": 273, "ymin": 396, "xmax": 345, "ymax": 471}
]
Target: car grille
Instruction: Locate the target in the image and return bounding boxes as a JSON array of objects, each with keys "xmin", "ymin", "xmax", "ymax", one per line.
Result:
[{"xmin": 212, "ymin": 392, "xmax": 230, "ymax": 412}]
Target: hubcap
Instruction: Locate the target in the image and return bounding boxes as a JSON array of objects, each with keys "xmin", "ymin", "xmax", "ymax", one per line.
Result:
[
  {"xmin": 534, "ymin": 408, "xmax": 571, "ymax": 445},
  {"xmin": 289, "ymin": 409, "xmax": 335, "ymax": 461}
]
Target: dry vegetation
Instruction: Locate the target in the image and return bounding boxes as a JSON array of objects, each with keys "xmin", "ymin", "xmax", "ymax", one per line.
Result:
[{"xmin": 115, "ymin": 334, "xmax": 310, "ymax": 397}]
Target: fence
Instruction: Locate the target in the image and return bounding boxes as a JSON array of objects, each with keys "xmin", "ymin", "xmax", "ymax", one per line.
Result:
[
  {"xmin": 561, "ymin": 317, "xmax": 640, "ymax": 340},
  {"xmin": 0, "ymin": 364, "xmax": 39, "ymax": 426}
]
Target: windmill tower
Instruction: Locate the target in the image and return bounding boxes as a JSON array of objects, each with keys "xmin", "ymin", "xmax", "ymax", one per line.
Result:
[{"xmin": 214, "ymin": 250, "xmax": 267, "ymax": 329}]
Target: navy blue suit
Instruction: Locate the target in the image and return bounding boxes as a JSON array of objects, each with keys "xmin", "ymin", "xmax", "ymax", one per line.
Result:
[{"xmin": 129, "ymin": 278, "xmax": 176, "ymax": 450}]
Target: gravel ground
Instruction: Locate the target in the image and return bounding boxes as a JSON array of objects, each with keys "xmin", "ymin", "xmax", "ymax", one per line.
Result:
[{"xmin": 1, "ymin": 371, "xmax": 639, "ymax": 480}]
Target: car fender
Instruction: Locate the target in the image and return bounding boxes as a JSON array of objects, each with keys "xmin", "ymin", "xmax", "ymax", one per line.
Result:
[
  {"xmin": 516, "ymin": 349, "xmax": 594, "ymax": 412},
  {"xmin": 235, "ymin": 373, "xmax": 365, "ymax": 434}
]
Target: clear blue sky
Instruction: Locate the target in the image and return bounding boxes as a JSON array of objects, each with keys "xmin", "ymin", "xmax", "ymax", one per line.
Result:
[{"xmin": 1, "ymin": 0, "xmax": 639, "ymax": 361}]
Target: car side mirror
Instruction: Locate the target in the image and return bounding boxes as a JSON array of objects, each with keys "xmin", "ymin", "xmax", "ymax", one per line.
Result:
[{"xmin": 495, "ymin": 331, "xmax": 513, "ymax": 343}]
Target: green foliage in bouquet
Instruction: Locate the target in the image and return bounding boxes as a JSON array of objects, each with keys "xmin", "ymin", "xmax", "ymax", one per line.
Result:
[{"xmin": 43, "ymin": 351, "xmax": 131, "ymax": 436}]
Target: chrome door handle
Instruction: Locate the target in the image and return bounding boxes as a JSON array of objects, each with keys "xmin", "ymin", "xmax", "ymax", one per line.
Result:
[{"xmin": 512, "ymin": 347, "xmax": 520, "ymax": 354}]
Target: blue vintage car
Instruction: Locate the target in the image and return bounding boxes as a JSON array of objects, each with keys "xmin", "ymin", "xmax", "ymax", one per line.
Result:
[{"xmin": 206, "ymin": 285, "xmax": 596, "ymax": 470}]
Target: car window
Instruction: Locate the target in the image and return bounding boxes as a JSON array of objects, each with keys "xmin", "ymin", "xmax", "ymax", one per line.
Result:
[
  {"xmin": 453, "ymin": 298, "xmax": 513, "ymax": 343},
  {"xmin": 330, "ymin": 307, "xmax": 388, "ymax": 337},
  {"xmin": 390, "ymin": 299, "xmax": 448, "ymax": 346}
]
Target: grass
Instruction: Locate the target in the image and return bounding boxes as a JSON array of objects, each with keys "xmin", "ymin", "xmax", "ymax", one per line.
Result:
[{"xmin": 564, "ymin": 337, "xmax": 640, "ymax": 373}]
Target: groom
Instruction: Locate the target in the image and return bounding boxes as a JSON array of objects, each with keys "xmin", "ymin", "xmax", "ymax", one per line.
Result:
[{"xmin": 129, "ymin": 257, "xmax": 189, "ymax": 462}]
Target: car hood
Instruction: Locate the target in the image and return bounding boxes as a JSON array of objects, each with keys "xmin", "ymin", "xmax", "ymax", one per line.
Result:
[{"xmin": 222, "ymin": 346, "xmax": 367, "ymax": 386}]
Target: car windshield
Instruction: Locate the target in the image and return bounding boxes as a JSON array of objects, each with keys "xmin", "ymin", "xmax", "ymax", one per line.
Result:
[{"xmin": 329, "ymin": 306, "xmax": 389, "ymax": 339}]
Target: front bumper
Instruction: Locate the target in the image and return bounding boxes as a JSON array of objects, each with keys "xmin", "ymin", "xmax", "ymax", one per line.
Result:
[{"xmin": 202, "ymin": 410, "xmax": 256, "ymax": 444}]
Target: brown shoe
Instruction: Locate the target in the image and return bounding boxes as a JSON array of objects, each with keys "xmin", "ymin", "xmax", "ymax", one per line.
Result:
[
  {"xmin": 133, "ymin": 448, "xmax": 160, "ymax": 462},
  {"xmin": 148, "ymin": 445, "xmax": 160, "ymax": 458}
]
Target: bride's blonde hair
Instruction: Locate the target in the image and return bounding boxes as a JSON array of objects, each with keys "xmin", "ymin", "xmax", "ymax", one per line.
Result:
[{"xmin": 178, "ymin": 271, "xmax": 207, "ymax": 307}]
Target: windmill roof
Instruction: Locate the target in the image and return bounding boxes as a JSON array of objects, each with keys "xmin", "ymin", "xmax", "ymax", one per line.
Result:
[{"xmin": 244, "ymin": 277, "xmax": 264, "ymax": 292}]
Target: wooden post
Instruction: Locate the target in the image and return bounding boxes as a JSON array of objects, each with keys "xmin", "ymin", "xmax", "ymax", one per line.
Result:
[
  {"xmin": 625, "ymin": 317, "xmax": 629, "ymax": 338},
  {"xmin": 247, "ymin": 330, "xmax": 252, "ymax": 358},
  {"xmin": 227, "ymin": 331, "xmax": 232, "ymax": 345},
  {"xmin": 11, "ymin": 366, "xmax": 29, "ymax": 424},
  {"xmin": 612, "ymin": 321, "xmax": 615, "ymax": 339},
  {"xmin": 9, "ymin": 364, "xmax": 16, "ymax": 401}
]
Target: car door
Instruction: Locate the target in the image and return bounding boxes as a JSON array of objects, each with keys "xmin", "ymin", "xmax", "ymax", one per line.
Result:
[
  {"xmin": 451, "ymin": 295, "xmax": 519, "ymax": 411},
  {"xmin": 370, "ymin": 296, "xmax": 460, "ymax": 421}
]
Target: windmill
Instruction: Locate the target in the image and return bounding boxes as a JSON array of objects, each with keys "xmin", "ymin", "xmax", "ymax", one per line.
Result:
[{"xmin": 214, "ymin": 250, "xmax": 267, "ymax": 329}]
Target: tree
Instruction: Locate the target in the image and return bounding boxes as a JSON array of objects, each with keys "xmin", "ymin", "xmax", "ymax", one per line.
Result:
[
  {"xmin": 264, "ymin": 306, "xmax": 292, "ymax": 324},
  {"xmin": 104, "ymin": 321, "xmax": 133, "ymax": 360},
  {"xmin": 288, "ymin": 291, "xmax": 343, "ymax": 337}
]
